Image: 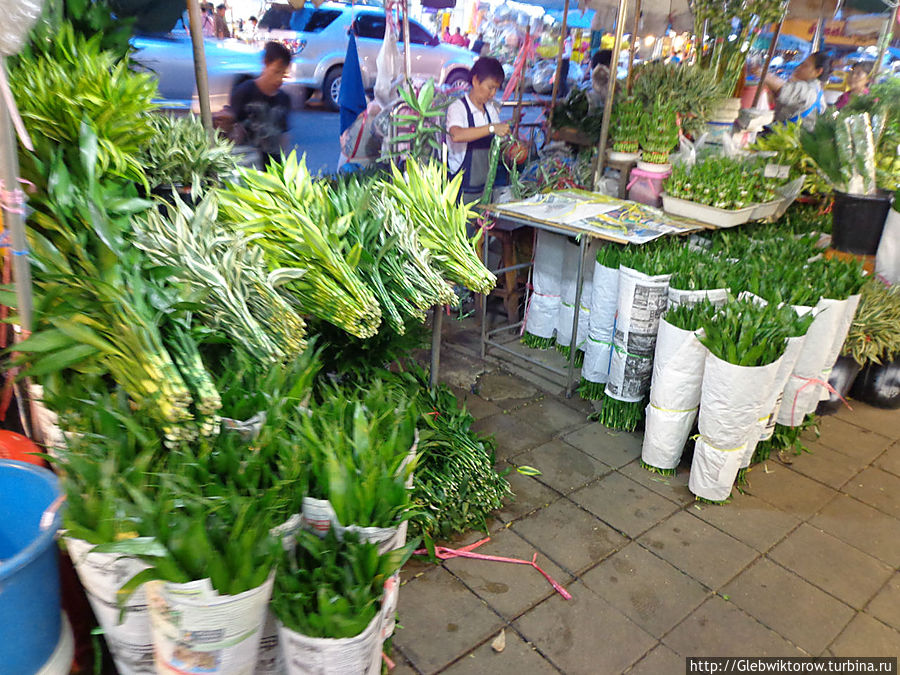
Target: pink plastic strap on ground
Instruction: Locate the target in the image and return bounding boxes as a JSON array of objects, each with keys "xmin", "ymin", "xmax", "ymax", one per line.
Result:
[
  {"xmin": 789, "ymin": 374, "xmax": 852, "ymax": 425},
  {"xmin": 382, "ymin": 652, "xmax": 396, "ymax": 670},
  {"xmin": 414, "ymin": 537, "xmax": 572, "ymax": 600}
]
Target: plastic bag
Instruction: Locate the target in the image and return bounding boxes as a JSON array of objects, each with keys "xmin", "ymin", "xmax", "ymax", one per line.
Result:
[
  {"xmin": 523, "ymin": 231, "xmax": 566, "ymax": 341},
  {"xmin": 875, "ymin": 207, "xmax": 900, "ymax": 284},
  {"xmin": 374, "ymin": 11, "xmax": 401, "ymax": 109},
  {"xmin": 849, "ymin": 358, "xmax": 900, "ymax": 409},
  {"xmin": 581, "ymin": 261, "xmax": 620, "ymax": 386}
]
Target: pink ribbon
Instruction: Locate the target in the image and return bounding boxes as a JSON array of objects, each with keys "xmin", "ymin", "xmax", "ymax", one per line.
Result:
[
  {"xmin": 414, "ymin": 537, "xmax": 573, "ymax": 600},
  {"xmin": 789, "ymin": 374, "xmax": 852, "ymax": 426}
]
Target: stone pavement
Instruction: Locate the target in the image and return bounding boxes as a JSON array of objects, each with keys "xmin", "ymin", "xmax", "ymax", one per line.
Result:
[{"xmin": 391, "ymin": 315, "xmax": 900, "ymax": 674}]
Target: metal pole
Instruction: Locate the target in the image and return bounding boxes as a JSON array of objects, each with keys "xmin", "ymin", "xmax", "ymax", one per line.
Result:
[
  {"xmin": 626, "ymin": 0, "xmax": 643, "ymax": 94},
  {"xmin": 872, "ymin": 2, "xmax": 899, "ymax": 80},
  {"xmin": 187, "ymin": 0, "xmax": 214, "ymax": 134},
  {"xmin": 592, "ymin": 0, "xmax": 628, "ymax": 191},
  {"xmin": 548, "ymin": 0, "xmax": 570, "ymax": 130},
  {"xmin": 0, "ymin": 58, "xmax": 33, "ymax": 334},
  {"xmin": 751, "ymin": 7, "xmax": 789, "ymax": 109},
  {"xmin": 402, "ymin": 0, "xmax": 413, "ymax": 83},
  {"xmin": 429, "ymin": 306, "xmax": 443, "ymax": 390},
  {"xmin": 513, "ymin": 26, "xmax": 531, "ymax": 132}
]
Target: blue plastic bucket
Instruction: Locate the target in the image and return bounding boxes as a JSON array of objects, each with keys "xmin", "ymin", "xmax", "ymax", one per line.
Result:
[{"xmin": 0, "ymin": 459, "xmax": 64, "ymax": 674}]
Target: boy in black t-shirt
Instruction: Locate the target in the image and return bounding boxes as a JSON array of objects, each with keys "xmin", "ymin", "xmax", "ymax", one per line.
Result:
[{"xmin": 229, "ymin": 42, "xmax": 292, "ymax": 167}]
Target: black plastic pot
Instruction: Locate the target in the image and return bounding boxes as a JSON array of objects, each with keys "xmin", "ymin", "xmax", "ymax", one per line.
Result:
[
  {"xmin": 849, "ymin": 357, "xmax": 900, "ymax": 409},
  {"xmin": 831, "ymin": 190, "xmax": 893, "ymax": 255},
  {"xmin": 815, "ymin": 355, "xmax": 862, "ymax": 415}
]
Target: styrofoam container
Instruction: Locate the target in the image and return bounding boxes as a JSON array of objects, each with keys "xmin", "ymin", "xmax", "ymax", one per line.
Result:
[
  {"xmin": 637, "ymin": 160, "xmax": 672, "ymax": 174},
  {"xmin": 607, "ymin": 150, "xmax": 640, "ymax": 162},
  {"xmin": 661, "ymin": 193, "xmax": 756, "ymax": 228},
  {"xmin": 750, "ymin": 199, "xmax": 783, "ymax": 221}
]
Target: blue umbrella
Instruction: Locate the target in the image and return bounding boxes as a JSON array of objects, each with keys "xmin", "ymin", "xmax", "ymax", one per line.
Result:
[
  {"xmin": 339, "ymin": 31, "xmax": 367, "ymax": 136},
  {"xmin": 755, "ymin": 32, "xmax": 811, "ymax": 53}
]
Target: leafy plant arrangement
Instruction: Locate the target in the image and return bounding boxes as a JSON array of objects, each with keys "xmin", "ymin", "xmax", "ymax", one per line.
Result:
[
  {"xmin": 387, "ymin": 79, "xmax": 453, "ymax": 164},
  {"xmin": 666, "ymin": 157, "xmax": 783, "ymax": 210},
  {"xmin": 639, "ymin": 97, "xmax": 679, "ymax": 165},
  {"xmin": 383, "ymin": 160, "xmax": 496, "ymax": 294},
  {"xmin": 11, "ymin": 23, "xmax": 157, "ymax": 185},
  {"xmin": 663, "ymin": 297, "xmax": 721, "ymax": 333},
  {"xmin": 753, "ymin": 414, "xmax": 818, "ymax": 462},
  {"xmin": 800, "ymin": 112, "xmax": 879, "ymax": 195},
  {"xmin": 409, "ymin": 379, "xmax": 511, "ymax": 540},
  {"xmin": 668, "ymin": 247, "xmax": 725, "ymax": 292},
  {"xmin": 295, "ymin": 378, "xmax": 419, "ymax": 529},
  {"xmin": 841, "ymin": 78, "xmax": 900, "ymax": 191},
  {"xmin": 219, "ymin": 153, "xmax": 383, "ymax": 339},
  {"xmin": 138, "ymin": 114, "xmax": 238, "ymax": 195},
  {"xmin": 551, "ymin": 88, "xmax": 604, "ymax": 142},
  {"xmin": 842, "ymin": 278, "xmax": 900, "ymax": 366},
  {"xmin": 272, "ymin": 528, "xmax": 415, "ymax": 639},
  {"xmin": 610, "ymin": 96, "xmax": 642, "ymax": 154},
  {"xmin": 749, "ymin": 121, "xmax": 831, "ymax": 195},
  {"xmin": 631, "ymin": 62, "xmax": 730, "ymax": 139}
]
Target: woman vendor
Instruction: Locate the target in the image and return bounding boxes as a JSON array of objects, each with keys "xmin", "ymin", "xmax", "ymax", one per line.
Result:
[
  {"xmin": 761, "ymin": 51, "xmax": 832, "ymax": 130},
  {"xmin": 446, "ymin": 57, "xmax": 511, "ymax": 202}
]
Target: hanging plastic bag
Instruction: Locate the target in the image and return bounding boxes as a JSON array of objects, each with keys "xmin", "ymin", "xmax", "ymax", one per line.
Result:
[
  {"xmin": 374, "ymin": 9, "xmax": 401, "ymax": 109},
  {"xmin": 604, "ymin": 266, "xmax": 671, "ymax": 404},
  {"xmin": 689, "ymin": 352, "xmax": 783, "ymax": 502},
  {"xmin": 523, "ymin": 231, "xmax": 566, "ymax": 344},
  {"xmin": 876, "ymin": 207, "xmax": 900, "ymax": 284}
]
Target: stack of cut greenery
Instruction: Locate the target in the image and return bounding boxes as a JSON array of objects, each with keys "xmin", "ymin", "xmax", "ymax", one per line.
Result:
[{"xmin": 665, "ymin": 157, "xmax": 785, "ymax": 210}]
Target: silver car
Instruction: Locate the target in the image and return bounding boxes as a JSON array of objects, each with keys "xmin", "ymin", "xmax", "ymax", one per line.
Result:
[
  {"xmin": 132, "ymin": 33, "xmax": 307, "ymax": 112},
  {"xmin": 257, "ymin": 2, "xmax": 477, "ymax": 110}
]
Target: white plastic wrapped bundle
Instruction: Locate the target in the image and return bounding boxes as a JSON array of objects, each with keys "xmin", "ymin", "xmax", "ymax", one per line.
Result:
[
  {"xmin": 523, "ymin": 230, "xmax": 566, "ymax": 343},
  {"xmin": 777, "ymin": 296, "xmax": 859, "ymax": 426},
  {"xmin": 689, "ymin": 353, "xmax": 783, "ymax": 502},
  {"xmin": 575, "ymin": 262, "xmax": 594, "ymax": 349},
  {"xmin": 641, "ymin": 317, "xmax": 708, "ymax": 472},
  {"xmin": 555, "ymin": 239, "xmax": 582, "ymax": 351},
  {"xmin": 604, "ymin": 266, "xmax": 671, "ymax": 403},
  {"xmin": 581, "ymin": 261, "xmax": 620, "ymax": 387},
  {"xmin": 818, "ymin": 294, "xmax": 861, "ymax": 402}
]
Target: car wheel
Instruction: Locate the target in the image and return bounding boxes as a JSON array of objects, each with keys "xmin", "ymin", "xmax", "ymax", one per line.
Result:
[
  {"xmin": 444, "ymin": 69, "xmax": 469, "ymax": 88},
  {"xmin": 323, "ymin": 66, "xmax": 343, "ymax": 111}
]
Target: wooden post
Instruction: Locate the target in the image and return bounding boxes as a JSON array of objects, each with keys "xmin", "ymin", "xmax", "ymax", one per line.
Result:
[
  {"xmin": 626, "ymin": 0, "xmax": 643, "ymax": 94},
  {"xmin": 548, "ymin": 0, "xmax": 570, "ymax": 130},
  {"xmin": 187, "ymin": 0, "xmax": 214, "ymax": 134},
  {"xmin": 592, "ymin": 0, "xmax": 628, "ymax": 191}
]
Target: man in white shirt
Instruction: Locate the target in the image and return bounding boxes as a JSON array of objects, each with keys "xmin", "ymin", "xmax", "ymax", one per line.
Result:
[{"xmin": 446, "ymin": 57, "xmax": 510, "ymax": 202}]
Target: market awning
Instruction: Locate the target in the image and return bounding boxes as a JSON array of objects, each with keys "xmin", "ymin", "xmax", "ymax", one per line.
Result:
[{"xmin": 545, "ymin": 8, "xmax": 595, "ymax": 29}]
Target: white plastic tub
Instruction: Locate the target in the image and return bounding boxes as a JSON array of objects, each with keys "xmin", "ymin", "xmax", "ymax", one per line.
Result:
[{"xmin": 661, "ymin": 193, "xmax": 756, "ymax": 228}]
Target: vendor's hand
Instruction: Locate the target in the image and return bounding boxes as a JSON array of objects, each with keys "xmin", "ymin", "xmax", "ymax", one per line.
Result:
[{"xmin": 493, "ymin": 122, "xmax": 511, "ymax": 137}]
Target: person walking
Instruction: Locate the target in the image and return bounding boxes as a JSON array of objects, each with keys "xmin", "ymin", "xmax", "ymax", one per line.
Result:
[
  {"xmin": 215, "ymin": 3, "xmax": 231, "ymax": 39},
  {"xmin": 559, "ymin": 31, "xmax": 574, "ymax": 97}
]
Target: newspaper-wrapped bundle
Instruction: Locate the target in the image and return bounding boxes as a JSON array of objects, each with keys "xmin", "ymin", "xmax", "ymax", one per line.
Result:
[
  {"xmin": 818, "ymin": 294, "xmax": 862, "ymax": 401},
  {"xmin": 523, "ymin": 230, "xmax": 566, "ymax": 347},
  {"xmin": 641, "ymin": 317, "xmax": 708, "ymax": 473},
  {"xmin": 278, "ymin": 607, "xmax": 383, "ymax": 675},
  {"xmin": 66, "ymin": 538, "xmax": 155, "ymax": 675},
  {"xmin": 146, "ymin": 574, "xmax": 274, "ymax": 675},
  {"xmin": 600, "ymin": 266, "xmax": 671, "ymax": 430},
  {"xmin": 689, "ymin": 353, "xmax": 783, "ymax": 502},
  {"xmin": 555, "ymin": 238, "xmax": 583, "ymax": 356},
  {"xmin": 777, "ymin": 297, "xmax": 859, "ymax": 426},
  {"xmin": 667, "ymin": 287, "xmax": 728, "ymax": 309},
  {"xmin": 580, "ymin": 261, "xmax": 620, "ymax": 396}
]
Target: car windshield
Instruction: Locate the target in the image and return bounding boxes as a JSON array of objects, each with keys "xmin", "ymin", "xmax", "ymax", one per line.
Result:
[
  {"xmin": 304, "ymin": 9, "xmax": 342, "ymax": 33},
  {"xmin": 355, "ymin": 13, "xmax": 433, "ymax": 44}
]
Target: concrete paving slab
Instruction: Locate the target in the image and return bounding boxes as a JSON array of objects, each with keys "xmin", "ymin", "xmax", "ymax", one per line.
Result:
[
  {"xmin": 471, "ymin": 413, "xmax": 554, "ymax": 462},
  {"xmin": 562, "ymin": 424, "xmax": 643, "ymax": 468},
  {"xmin": 515, "ymin": 581, "xmax": 657, "ymax": 675},
  {"xmin": 691, "ymin": 489, "xmax": 801, "ymax": 553},
  {"xmin": 511, "ymin": 499, "xmax": 627, "ymax": 575},
  {"xmin": 828, "ymin": 613, "xmax": 900, "ymax": 658},
  {"xmin": 389, "ymin": 650, "xmax": 419, "ymax": 675},
  {"xmin": 624, "ymin": 644, "xmax": 683, "ymax": 675},
  {"xmin": 569, "ymin": 472, "xmax": 681, "ymax": 538},
  {"xmin": 619, "ymin": 461, "xmax": 695, "ymax": 505},
  {"xmin": 876, "ymin": 440, "xmax": 900, "ymax": 478},
  {"xmin": 437, "ymin": 349, "xmax": 493, "ymax": 391},
  {"xmin": 810, "ymin": 494, "xmax": 900, "ymax": 567},
  {"xmin": 812, "ymin": 416, "xmax": 894, "ymax": 462},
  {"xmin": 394, "ymin": 567, "xmax": 504, "ymax": 675},
  {"xmin": 663, "ymin": 596, "xmax": 807, "ymax": 657},
  {"xmin": 581, "ymin": 542, "xmax": 709, "ymax": 639},
  {"xmin": 740, "ymin": 463, "xmax": 837, "ymax": 519},
  {"xmin": 510, "ymin": 440, "xmax": 613, "ymax": 495},
  {"xmin": 443, "ymin": 528, "xmax": 574, "ymax": 622},
  {"xmin": 843, "ymin": 467, "xmax": 900, "ymax": 518},
  {"xmin": 508, "ymin": 398, "xmax": 589, "ymax": 437},
  {"xmin": 495, "ymin": 470, "xmax": 564, "ymax": 524},
  {"xmin": 441, "ymin": 629, "xmax": 560, "ymax": 675},
  {"xmin": 450, "ymin": 386, "xmax": 502, "ymax": 420},
  {"xmin": 638, "ymin": 511, "xmax": 759, "ymax": 590},
  {"xmin": 786, "ymin": 442, "xmax": 868, "ymax": 489},
  {"xmin": 768, "ymin": 524, "xmax": 894, "ymax": 610},
  {"xmin": 834, "ymin": 400, "xmax": 900, "ymax": 440},
  {"xmin": 865, "ymin": 573, "xmax": 900, "ymax": 632},
  {"xmin": 723, "ymin": 558, "xmax": 854, "ymax": 655},
  {"xmin": 474, "ymin": 371, "xmax": 543, "ymax": 410}
]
